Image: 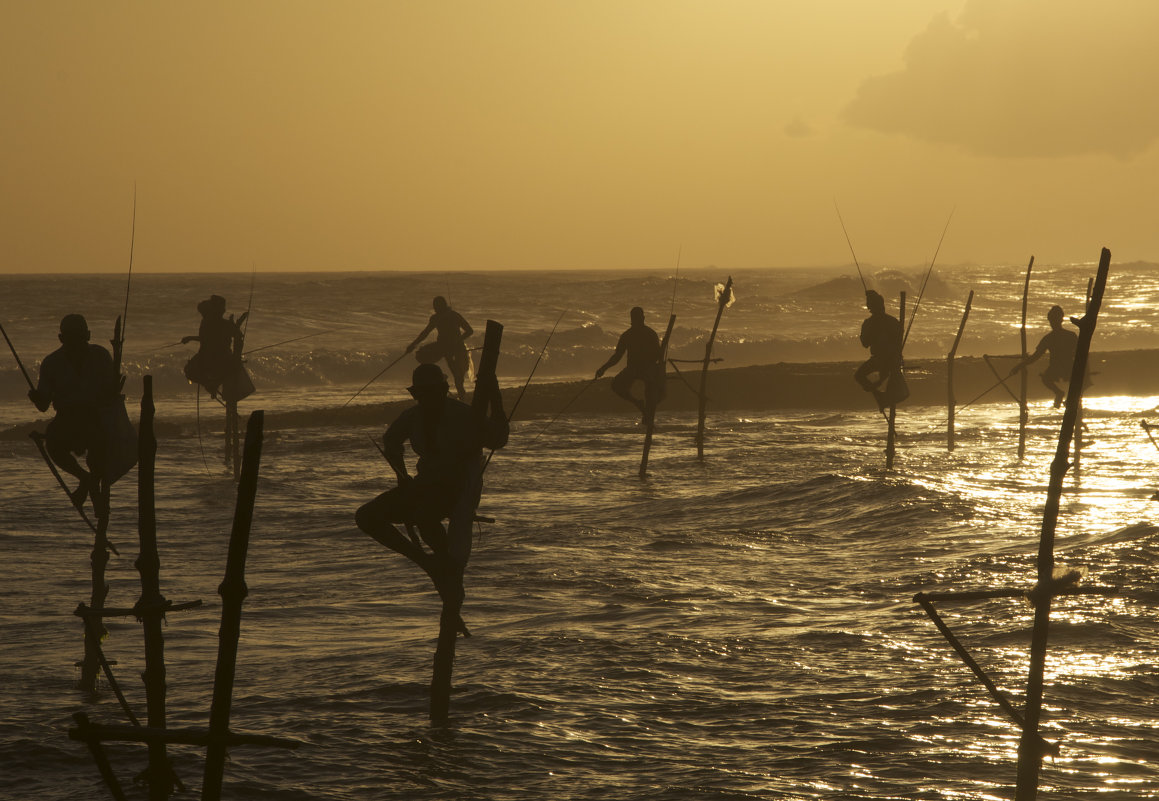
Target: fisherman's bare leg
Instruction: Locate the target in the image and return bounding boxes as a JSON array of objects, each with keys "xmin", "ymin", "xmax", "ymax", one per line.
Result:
[
  {"xmin": 611, "ymin": 371, "xmax": 645, "ymax": 413},
  {"xmin": 1041, "ymin": 372, "xmax": 1065, "ymax": 407}
]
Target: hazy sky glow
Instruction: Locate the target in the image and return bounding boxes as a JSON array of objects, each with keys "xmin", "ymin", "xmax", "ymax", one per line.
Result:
[{"xmin": 3, "ymin": 1, "xmax": 1157, "ymax": 273}]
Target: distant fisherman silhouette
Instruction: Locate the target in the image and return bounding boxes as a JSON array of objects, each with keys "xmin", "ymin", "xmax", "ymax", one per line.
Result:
[
  {"xmin": 356, "ymin": 363, "xmax": 508, "ymax": 608},
  {"xmin": 1009, "ymin": 304, "xmax": 1079, "ymax": 408},
  {"xmin": 595, "ymin": 306, "xmax": 664, "ymax": 418},
  {"xmin": 407, "ymin": 296, "xmax": 474, "ymax": 400},
  {"xmin": 181, "ymin": 295, "xmax": 252, "ymax": 401},
  {"xmin": 854, "ymin": 290, "xmax": 906, "ymax": 410},
  {"xmin": 27, "ymin": 314, "xmax": 117, "ymax": 511}
]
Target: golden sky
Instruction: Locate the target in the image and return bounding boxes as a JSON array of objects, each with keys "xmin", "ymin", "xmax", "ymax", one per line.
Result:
[{"xmin": 3, "ymin": 0, "xmax": 1157, "ymax": 273}]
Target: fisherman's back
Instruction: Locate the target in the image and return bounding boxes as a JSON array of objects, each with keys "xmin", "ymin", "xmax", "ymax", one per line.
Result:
[
  {"xmin": 621, "ymin": 324, "xmax": 661, "ymax": 369},
  {"xmin": 38, "ymin": 344, "xmax": 115, "ymax": 413},
  {"xmin": 860, "ymin": 313, "xmax": 902, "ymax": 361}
]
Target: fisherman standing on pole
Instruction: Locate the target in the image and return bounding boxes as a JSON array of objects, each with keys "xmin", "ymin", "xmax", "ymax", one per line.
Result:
[
  {"xmin": 356, "ymin": 363, "xmax": 508, "ymax": 605},
  {"xmin": 407, "ymin": 296, "xmax": 474, "ymax": 400},
  {"xmin": 596, "ymin": 306, "xmax": 664, "ymax": 420},
  {"xmin": 854, "ymin": 290, "xmax": 907, "ymax": 410},
  {"xmin": 1008, "ymin": 305, "xmax": 1079, "ymax": 408},
  {"xmin": 27, "ymin": 314, "xmax": 118, "ymax": 512}
]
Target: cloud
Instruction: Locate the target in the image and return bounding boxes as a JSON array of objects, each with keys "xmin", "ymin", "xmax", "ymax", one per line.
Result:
[
  {"xmin": 843, "ymin": 0, "xmax": 1159, "ymax": 159},
  {"xmin": 784, "ymin": 116, "xmax": 815, "ymax": 139}
]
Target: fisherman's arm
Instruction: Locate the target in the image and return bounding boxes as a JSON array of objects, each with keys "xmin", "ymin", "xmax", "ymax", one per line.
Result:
[
  {"xmin": 595, "ymin": 336, "xmax": 627, "ymax": 378},
  {"xmin": 458, "ymin": 314, "xmax": 473, "ymax": 341},
  {"xmin": 1009, "ymin": 338, "xmax": 1048, "ymax": 375},
  {"xmin": 28, "ymin": 360, "xmax": 51, "ymax": 412},
  {"xmin": 407, "ymin": 320, "xmax": 436, "ymax": 352},
  {"xmin": 382, "ymin": 418, "xmax": 412, "ymax": 483}
]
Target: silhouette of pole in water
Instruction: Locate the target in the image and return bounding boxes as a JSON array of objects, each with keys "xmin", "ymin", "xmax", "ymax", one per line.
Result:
[
  {"xmin": 204, "ymin": 410, "xmax": 264, "ymax": 797},
  {"xmin": 946, "ymin": 290, "xmax": 974, "ymax": 451},
  {"xmin": 912, "ymin": 248, "xmax": 1118, "ymax": 799},
  {"xmin": 639, "ymin": 312, "xmax": 676, "ymax": 478},
  {"xmin": 696, "ymin": 277, "xmax": 733, "ymax": 459},
  {"xmin": 885, "ymin": 292, "xmax": 905, "ymax": 469},
  {"xmin": 430, "ymin": 320, "xmax": 503, "ymax": 723},
  {"xmin": 1015, "ymin": 247, "xmax": 1111, "ymax": 797},
  {"xmin": 1018, "ymin": 257, "xmax": 1034, "ymax": 460}
]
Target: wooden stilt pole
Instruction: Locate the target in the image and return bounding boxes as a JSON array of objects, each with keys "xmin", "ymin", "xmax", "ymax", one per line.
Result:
[
  {"xmin": 640, "ymin": 313, "xmax": 676, "ymax": 478},
  {"xmin": 696, "ymin": 277, "xmax": 733, "ymax": 459},
  {"xmin": 135, "ymin": 376, "xmax": 176, "ymax": 800},
  {"xmin": 1014, "ymin": 247, "xmax": 1111, "ymax": 799},
  {"xmin": 885, "ymin": 292, "xmax": 904, "ymax": 469},
  {"xmin": 1073, "ymin": 277, "xmax": 1095, "ymax": 476},
  {"xmin": 203, "ymin": 410, "xmax": 264, "ymax": 800},
  {"xmin": 1019, "ymin": 257, "xmax": 1034, "ymax": 460},
  {"xmin": 946, "ymin": 290, "xmax": 974, "ymax": 451},
  {"xmin": 80, "ymin": 485, "xmax": 112, "ymax": 695},
  {"xmin": 430, "ymin": 320, "xmax": 503, "ymax": 724}
]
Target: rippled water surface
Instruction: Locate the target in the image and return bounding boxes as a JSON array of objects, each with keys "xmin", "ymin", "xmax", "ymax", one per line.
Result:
[{"xmin": 2, "ymin": 395, "xmax": 1158, "ymax": 800}]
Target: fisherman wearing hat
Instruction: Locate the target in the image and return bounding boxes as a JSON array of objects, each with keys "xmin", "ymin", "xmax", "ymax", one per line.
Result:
[
  {"xmin": 181, "ymin": 294, "xmax": 249, "ymax": 400},
  {"xmin": 356, "ymin": 362, "xmax": 508, "ymax": 603},
  {"xmin": 854, "ymin": 289, "xmax": 905, "ymax": 408},
  {"xmin": 1008, "ymin": 304, "xmax": 1079, "ymax": 408},
  {"xmin": 27, "ymin": 314, "xmax": 117, "ymax": 510}
]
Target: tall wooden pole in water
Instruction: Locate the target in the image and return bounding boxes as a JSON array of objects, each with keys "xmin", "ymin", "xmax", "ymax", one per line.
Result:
[
  {"xmin": 640, "ymin": 313, "xmax": 676, "ymax": 478},
  {"xmin": 1014, "ymin": 247, "xmax": 1110, "ymax": 799},
  {"xmin": 885, "ymin": 292, "xmax": 904, "ymax": 469},
  {"xmin": 1018, "ymin": 257, "xmax": 1034, "ymax": 460},
  {"xmin": 430, "ymin": 320, "xmax": 503, "ymax": 723},
  {"xmin": 946, "ymin": 290, "xmax": 974, "ymax": 451},
  {"xmin": 696, "ymin": 277, "xmax": 733, "ymax": 459},
  {"xmin": 135, "ymin": 376, "xmax": 175, "ymax": 800},
  {"xmin": 203, "ymin": 410, "xmax": 264, "ymax": 800}
]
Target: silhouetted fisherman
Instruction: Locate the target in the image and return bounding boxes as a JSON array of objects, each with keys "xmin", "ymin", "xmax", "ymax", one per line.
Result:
[
  {"xmin": 182, "ymin": 294, "xmax": 249, "ymax": 400},
  {"xmin": 356, "ymin": 363, "xmax": 508, "ymax": 606},
  {"xmin": 854, "ymin": 289, "xmax": 906, "ymax": 410},
  {"xmin": 1009, "ymin": 304, "xmax": 1079, "ymax": 408},
  {"xmin": 407, "ymin": 296, "xmax": 474, "ymax": 400},
  {"xmin": 595, "ymin": 306, "xmax": 664, "ymax": 418},
  {"xmin": 27, "ymin": 314, "xmax": 117, "ymax": 512}
]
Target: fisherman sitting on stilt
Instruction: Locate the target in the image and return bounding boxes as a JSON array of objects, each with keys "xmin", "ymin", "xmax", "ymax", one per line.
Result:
[
  {"xmin": 1008, "ymin": 304, "xmax": 1079, "ymax": 409},
  {"xmin": 854, "ymin": 289, "xmax": 907, "ymax": 411},
  {"xmin": 356, "ymin": 363, "xmax": 508, "ymax": 613},
  {"xmin": 182, "ymin": 294, "xmax": 252, "ymax": 402},
  {"xmin": 27, "ymin": 314, "xmax": 118, "ymax": 514},
  {"xmin": 595, "ymin": 306, "xmax": 664, "ymax": 421}
]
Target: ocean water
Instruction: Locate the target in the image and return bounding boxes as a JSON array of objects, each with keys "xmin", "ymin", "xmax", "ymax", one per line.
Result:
[{"xmin": 1, "ymin": 263, "xmax": 1158, "ymax": 800}]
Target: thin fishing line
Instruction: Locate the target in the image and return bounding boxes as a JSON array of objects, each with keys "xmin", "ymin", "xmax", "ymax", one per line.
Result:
[
  {"xmin": 833, "ymin": 200, "xmax": 868, "ymax": 294},
  {"xmin": 903, "ymin": 207, "xmax": 955, "ymax": 347}
]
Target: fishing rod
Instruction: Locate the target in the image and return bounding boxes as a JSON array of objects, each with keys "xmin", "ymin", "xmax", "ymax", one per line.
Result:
[
  {"xmin": 903, "ymin": 207, "xmax": 955, "ymax": 347},
  {"xmin": 114, "ymin": 183, "xmax": 138, "ymax": 376},
  {"xmin": 241, "ymin": 263, "xmax": 257, "ymax": 341},
  {"xmin": 529, "ymin": 376, "xmax": 599, "ymax": 444},
  {"xmin": 833, "ymin": 200, "xmax": 868, "ymax": 294},
  {"xmin": 243, "ymin": 328, "xmax": 343, "ymax": 356},
  {"xmin": 482, "ymin": 309, "xmax": 568, "ymax": 472},
  {"xmin": 0, "ymin": 321, "xmax": 35, "ymax": 391},
  {"xmin": 342, "ymin": 350, "xmax": 411, "ymax": 408},
  {"xmin": 936, "ymin": 372, "xmax": 1012, "ymax": 427},
  {"xmin": 669, "ymin": 246, "xmax": 681, "ymax": 317}
]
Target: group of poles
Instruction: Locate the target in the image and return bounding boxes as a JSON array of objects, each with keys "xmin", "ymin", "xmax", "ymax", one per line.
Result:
[{"xmin": 916, "ymin": 247, "xmax": 1122, "ymax": 799}]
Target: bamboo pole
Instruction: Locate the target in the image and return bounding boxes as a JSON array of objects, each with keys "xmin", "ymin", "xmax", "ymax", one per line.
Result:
[
  {"xmin": 696, "ymin": 277, "xmax": 733, "ymax": 459},
  {"xmin": 80, "ymin": 484, "xmax": 112, "ymax": 694},
  {"xmin": 886, "ymin": 292, "xmax": 905, "ymax": 469},
  {"xmin": 1014, "ymin": 247, "xmax": 1111, "ymax": 799},
  {"xmin": 71, "ymin": 712, "xmax": 129, "ymax": 801},
  {"xmin": 640, "ymin": 314, "xmax": 676, "ymax": 478},
  {"xmin": 134, "ymin": 376, "xmax": 175, "ymax": 800},
  {"xmin": 431, "ymin": 320, "xmax": 503, "ymax": 723},
  {"xmin": 1019, "ymin": 257, "xmax": 1034, "ymax": 460},
  {"xmin": 203, "ymin": 410, "xmax": 264, "ymax": 800},
  {"xmin": 946, "ymin": 290, "xmax": 974, "ymax": 451}
]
